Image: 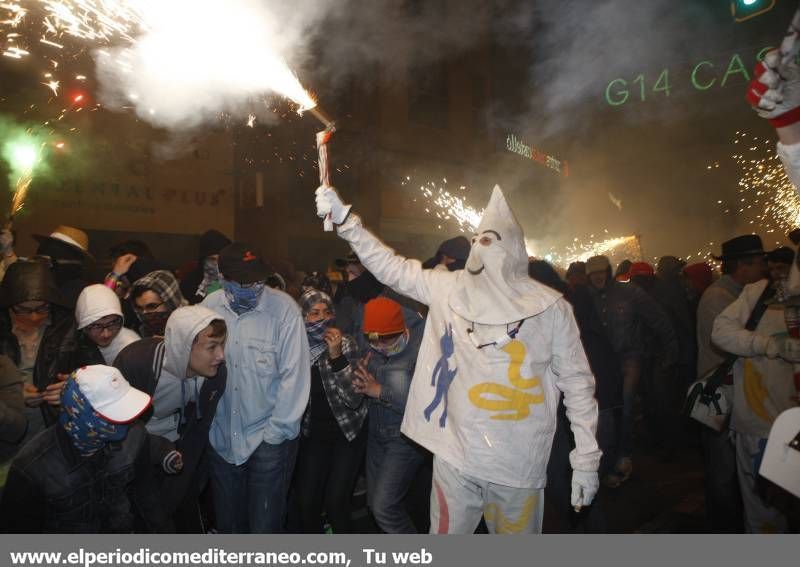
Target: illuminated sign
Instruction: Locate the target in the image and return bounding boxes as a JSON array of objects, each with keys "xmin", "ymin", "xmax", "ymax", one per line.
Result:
[
  {"xmin": 604, "ymin": 46, "xmax": 775, "ymax": 106},
  {"xmin": 505, "ymin": 133, "xmax": 569, "ymax": 177}
]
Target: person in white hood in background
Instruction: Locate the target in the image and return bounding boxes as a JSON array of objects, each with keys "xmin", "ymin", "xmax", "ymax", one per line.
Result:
[
  {"xmin": 75, "ymin": 284, "xmax": 140, "ymax": 365},
  {"xmin": 316, "ymin": 184, "xmax": 601, "ymax": 534}
]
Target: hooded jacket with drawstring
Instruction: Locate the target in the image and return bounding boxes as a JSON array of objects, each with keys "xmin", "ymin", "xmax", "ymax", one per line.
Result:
[
  {"xmin": 75, "ymin": 284, "xmax": 140, "ymax": 366},
  {"xmin": 113, "ymin": 305, "xmax": 227, "ymax": 514},
  {"xmin": 333, "ymin": 186, "xmax": 601, "ymax": 489}
]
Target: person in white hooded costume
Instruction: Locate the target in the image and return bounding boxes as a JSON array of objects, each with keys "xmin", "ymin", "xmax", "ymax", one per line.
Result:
[
  {"xmin": 75, "ymin": 284, "xmax": 140, "ymax": 365},
  {"xmin": 316, "ymin": 185, "xmax": 601, "ymax": 534},
  {"xmin": 745, "ymin": 11, "xmax": 800, "ymax": 525}
]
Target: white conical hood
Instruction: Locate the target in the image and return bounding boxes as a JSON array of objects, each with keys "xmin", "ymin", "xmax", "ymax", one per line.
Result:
[{"xmin": 448, "ymin": 185, "xmax": 561, "ymax": 325}]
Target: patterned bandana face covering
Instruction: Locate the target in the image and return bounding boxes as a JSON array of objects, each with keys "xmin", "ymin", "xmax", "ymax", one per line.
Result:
[
  {"xmin": 59, "ymin": 375, "xmax": 129, "ymax": 457},
  {"xmin": 305, "ymin": 318, "xmax": 334, "ymax": 364},
  {"xmin": 223, "ymin": 280, "xmax": 265, "ymax": 315},
  {"xmin": 369, "ymin": 330, "xmax": 409, "ymax": 357}
]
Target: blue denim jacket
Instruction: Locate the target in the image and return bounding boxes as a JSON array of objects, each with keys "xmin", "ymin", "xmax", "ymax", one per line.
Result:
[
  {"xmin": 364, "ymin": 323, "xmax": 423, "ymax": 438},
  {"xmin": 202, "ymin": 287, "xmax": 311, "ymax": 465}
]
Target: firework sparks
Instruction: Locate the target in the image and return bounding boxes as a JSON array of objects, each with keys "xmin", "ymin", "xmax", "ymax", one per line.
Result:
[
  {"xmin": 723, "ymin": 131, "xmax": 800, "ymax": 242},
  {"xmin": 1, "ymin": 132, "xmax": 43, "ymax": 223},
  {"xmin": 405, "ymin": 177, "xmax": 483, "ymax": 232},
  {"xmin": 408, "ymin": 175, "xmax": 641, "ymax": 267},
  {"xmin": 2, "ymin": 1, "xmax": 318, "ymax": 127},
  {"xmin": 558, "ymin": 234, "xmax": 639, "ymax": 265}
]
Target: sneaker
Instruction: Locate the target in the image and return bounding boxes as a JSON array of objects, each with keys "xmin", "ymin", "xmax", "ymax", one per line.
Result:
[{"xmin": 614, "ymin": 457, "xmax": 633, "ymax": 482}]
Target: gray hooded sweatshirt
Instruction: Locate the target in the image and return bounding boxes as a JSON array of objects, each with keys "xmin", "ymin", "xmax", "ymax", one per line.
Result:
[{"xmin": 146, "ymin": 306, "xmax": 218, "ymax": 441}]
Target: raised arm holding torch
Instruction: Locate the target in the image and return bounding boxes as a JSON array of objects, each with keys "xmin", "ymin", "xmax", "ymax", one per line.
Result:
[{"xmin": 308, "ymin": 104, "xmax": 338, "ymax": 231}]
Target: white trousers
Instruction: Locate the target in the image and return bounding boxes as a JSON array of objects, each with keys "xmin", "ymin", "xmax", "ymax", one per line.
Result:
[{"xmin": 429, "ymin": 456, "xmax": 544, "ymax": 534}]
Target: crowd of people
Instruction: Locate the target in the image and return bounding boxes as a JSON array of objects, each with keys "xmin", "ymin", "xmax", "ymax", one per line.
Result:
[
  {"xmin": 0, "ymin": 36, "xmax": 799, "ymax": 535},
  {"xmin": 0, "ymin": 194, "xmax": 796, "ymax": 534}
]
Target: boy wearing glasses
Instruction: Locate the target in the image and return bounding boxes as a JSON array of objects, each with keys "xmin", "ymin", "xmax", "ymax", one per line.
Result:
[
  {"xmin": 130, "ymin": 270, "xmax": 187, "ymax": 338},
  {"xmin": 75, "ymin": 284, "xmax": 140, "ymax": 366}
]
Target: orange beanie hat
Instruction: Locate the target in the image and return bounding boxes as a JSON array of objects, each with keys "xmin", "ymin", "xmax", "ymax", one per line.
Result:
[{"xmin": 363, "ymin": 297, "xmax": 405, "ymax": 336}]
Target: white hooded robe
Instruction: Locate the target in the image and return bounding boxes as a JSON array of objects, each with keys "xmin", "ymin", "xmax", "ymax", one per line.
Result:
[{"xmin": 336, "ymin": 186, "xmax": 600, "ymax": 488}]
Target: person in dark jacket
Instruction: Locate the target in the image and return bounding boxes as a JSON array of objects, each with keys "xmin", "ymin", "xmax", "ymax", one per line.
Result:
[
  {"xmin": 353, "ymin": 297, "xmax": 428, "ymax": 534},
  {"xmin": 585, "ymin": 255, "xmax": 678, "ymax": 486},
  {"xmin": 649, "ymin": 256, "xmax": 697, "ymax": 458},
  {"xmin": 0, "ymin": 260, "xmax": 82, "ymax": 440},
  {"xmin": 0, "ymin": 365, "xmax": 170, "ymax": 533},
  {"xmin": 113, "ymin": 305, "xmax": 227, "ymax": 531},
  {"xmin": 32, "ymin": 226, "xmax": 93, "ymax": 308},
  {"xmin": 528, "ymin": 262, "xmax": 619, "ymax": 531},
  {"xmin": 180, "ymin": 230, "xmax": 232, "ymax": 305}
]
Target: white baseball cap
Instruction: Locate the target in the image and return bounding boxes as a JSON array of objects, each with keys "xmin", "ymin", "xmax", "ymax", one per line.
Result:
[{"xmin": 74, "ymin": 365, "xmax": 151, "ymax": 423}]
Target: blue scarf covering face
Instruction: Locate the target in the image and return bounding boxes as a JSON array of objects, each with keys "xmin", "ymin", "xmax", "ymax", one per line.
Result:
[
  {"xmin": 223, "ymin": 280, "xmax": 265, "ymax": 315},
  {"xmin": 305, "ymin": 318, "xmax": 334, "ymax": 364},
  {"xmin": 59, "ymin": 376, "xmax": 129, "ymax": 457}
]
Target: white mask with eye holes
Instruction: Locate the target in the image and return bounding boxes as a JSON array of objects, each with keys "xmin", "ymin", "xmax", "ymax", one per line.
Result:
[{"xmin": 449, "ymin": 186, "xmax": 561, "ymax": 326}]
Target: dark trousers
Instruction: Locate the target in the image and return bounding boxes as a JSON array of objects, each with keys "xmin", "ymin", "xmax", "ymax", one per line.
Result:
[
  {"xmin": 545, "ymin": 402, "xmax": 610, "ymax": 533},
  {"xmin": 620, "ymin": 357, "xmax": 642, "ymax": 459},
  {"xmin": 366, "ymin": 429, "xmax": 426, "ymax": 534},
  {"xmin": 701, "ymin": 426, "xmax": 743, "ymax": 533},
  {"xmin": 292, "ymin": 428, "xmax": 367, "ymax": 534},
  {"xmin": 208, "ymin": 438, "xmax": 299, "ymax": 533}
]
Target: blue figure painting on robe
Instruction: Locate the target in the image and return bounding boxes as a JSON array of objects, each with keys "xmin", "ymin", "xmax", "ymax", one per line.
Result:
[{"xmin": 424, "ymin": 324, "xmax": 458, "ymax": 428}]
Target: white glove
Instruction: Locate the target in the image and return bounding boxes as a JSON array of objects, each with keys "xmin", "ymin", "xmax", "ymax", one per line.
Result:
[
  {"xmin": 765, "ymin": 335, "xmax": 800, "ymax": 363},
  {"xmin": 315, "ymin": 186, "xmax": 351, "ymax": 226},
  {"xmin": 0, "ymin": 229, "xmax": 13, "ymax": 256},
  {"xmin": 746, "ymin": 10, "xmax": 800, "ymax": 127},
  {"xmin": 571, "ymin": 470, "xmax": 599, "ymax": 510}
]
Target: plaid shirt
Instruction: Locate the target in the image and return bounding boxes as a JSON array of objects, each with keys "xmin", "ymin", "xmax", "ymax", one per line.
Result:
[{"xmin": 301, "ymin": 335, "xmax": 367, "ymax": 442}]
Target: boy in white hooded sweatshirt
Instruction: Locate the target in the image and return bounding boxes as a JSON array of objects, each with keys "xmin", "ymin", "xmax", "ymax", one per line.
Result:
[
  {"xmin": 316, "ymin": 185, "xmax": 601, "ymax": 534},
  {"xmin": 75, "ymin": 284, "xmax": 140, "ymax": 366}
]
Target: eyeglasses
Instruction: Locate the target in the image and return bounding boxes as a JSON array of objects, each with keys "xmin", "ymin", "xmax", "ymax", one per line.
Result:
[
  {"xmin": 135, "ymin": 301, "xmax": 165, "ymax": 314},
  {"xmin": 11, "ymin": 304, "xmax": 50, "ymax": 315},
  {"xmin": 85, "ymin": 318, "xmax": 123, "ymax": 333}
]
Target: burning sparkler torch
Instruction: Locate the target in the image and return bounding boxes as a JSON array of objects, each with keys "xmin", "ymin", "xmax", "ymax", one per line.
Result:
[
  {"xmin": 2, "ymin": 138, "xmax": 40, "ymax": 230},
  {"xmin": 308, "ymin": 106, "xmax": 337, "ymax": 231}
]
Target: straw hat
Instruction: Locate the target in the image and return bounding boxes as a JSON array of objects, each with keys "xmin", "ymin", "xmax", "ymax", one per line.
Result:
[{"xmin": 33, "ymin": 225, "xmax": 93, "ymax": 259}]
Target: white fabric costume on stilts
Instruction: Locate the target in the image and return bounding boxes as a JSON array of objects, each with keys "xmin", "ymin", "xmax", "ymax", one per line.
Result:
[{"xmin": 318, "ymin": 185, "xmax": 601, "ymax": 533}]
